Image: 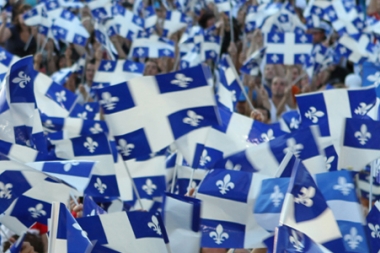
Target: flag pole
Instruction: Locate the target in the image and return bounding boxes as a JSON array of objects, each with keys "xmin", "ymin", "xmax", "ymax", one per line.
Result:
[
  {"xmin": 370, "ymin": 161, "xmax": 375, "ymax": 211},
  {"xmin": 228, "ymin": 0, "xmax": 234, "ymax": 44},
  {"xmin": 186, "ymin": 168, "xmax": 195, "ymax": 195},
  {"xmin": 122, "ymin": 161, "xmax": 145, "ymax": 211}
]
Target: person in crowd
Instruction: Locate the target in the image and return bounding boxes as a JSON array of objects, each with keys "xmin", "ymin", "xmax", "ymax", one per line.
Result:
[
  {"xmin": 76, "ymin": 58, "xmax": 97, "ymax": 104},
  {"xmin": 3, "ymin": 232, "xmax": 46, "ymax": 253},
  {"xmin": 144, "ymin": 59, "xmax": 161, "ymax": 76},
  {"xmin": 0, "ymin": 3, "xmax": 43, "ymax": 57}
]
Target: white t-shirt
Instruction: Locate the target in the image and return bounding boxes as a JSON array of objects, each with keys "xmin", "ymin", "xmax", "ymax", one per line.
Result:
[{"xmin": 269, "ymin": 99, "xmax": 291, "ymax": 123}]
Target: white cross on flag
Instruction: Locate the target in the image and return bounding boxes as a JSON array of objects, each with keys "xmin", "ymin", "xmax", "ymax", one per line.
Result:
[{"xmin": 265, "ymin": 32, "xmax": 313, "ymax": 65}]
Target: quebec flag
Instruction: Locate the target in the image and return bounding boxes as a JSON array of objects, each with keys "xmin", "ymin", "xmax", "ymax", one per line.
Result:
[
  {"xmin": 280, "ymin": 159, "xmax": 345, "ymax": 252},
  {"xmin": 366, "ymin": 201, "xmax": 380, "ymax": 252},
  {"xmin": 197, "ymin": 169, "xmax": 270, "ymax": 248}
]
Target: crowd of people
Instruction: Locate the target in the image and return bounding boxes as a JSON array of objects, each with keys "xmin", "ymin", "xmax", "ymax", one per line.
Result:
[{"xmin": 0, "ymin": 0, "xmax": 377, "ymax": 252}]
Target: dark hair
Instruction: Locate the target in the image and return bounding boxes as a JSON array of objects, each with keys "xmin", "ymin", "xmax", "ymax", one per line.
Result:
[
  {"xmin": 256, "ymin": 106, "xmax": 271, "ymax": 122},
  {"xmin": 198, "ymin": 11, "xmax": 215, "ymax": 29},
  {"xmin": 88, "ymin": 58, "xmax": 96, "ymax": 65},
  {"xmin": 12, "ymin": 3, "xmax": 32, "ymax": 26},
  {"xmin": 3, "ymin": 233, "xmax": 44, "ymax": 253},
  {"xmin": 145, "ymin": 59, "xmax": 162, "ymax": 73}
]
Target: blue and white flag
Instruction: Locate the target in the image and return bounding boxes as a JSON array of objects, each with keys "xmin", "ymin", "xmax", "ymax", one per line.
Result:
[
  {"xmin": 96, "ymin": 65, "xmax": 220, "ymax": 160},
  {"xmin": 83, "ymin": 195, "xmax": 107, "ymax": 217},
  {"xmin": 362, "ymin": 61, "xmax": 380, "ymax": 97},
  {"xmin": 162, "ymin": 10, "xmax": 189, "ymax": 38},
  {"xmin": 217, "ymin": 55, "xmax": 242, "ymax": 111},
  {"xmin": 197, "ymin": 169, "xmax": 270, "ymax": 248},
  {"xmin": 339, "ymin": 118, "xmax": 380, "ymax": 171},
  {"xmin": 274, "ymin": 225, "xmax": 332, "ymax": 253},
  {"xmin": 324, "ymin": 145, "xmax": 338, "ymax": 171},
  {"xmin": 108, "ymin": 4, "xmax": 144, "ymax": 40},
  {"xmin": 162, "ymin": 193, "xmax": 202, "ymax": 253},
  {"xmin": 175, "ymin": 165, "xmax": 208, "ymax": 195},
  {"xmin": 366, "ymin": 201, "xmax": 380, "ymax": 252},
  {"xmin": 245, "ymin": 3, "xmax": 281, "ymax": 33},
  {"xmin": 77, "ymin": 211, "xmax": 170, "ymax": 252},
  {"xmin": 358, "ymin": 172, "xmax": 380, "ymax": 201},
  {"xmin": 129, "ymin": 34, "xmax": 175, "ymax": 59},
  {"xmin": 93, "ymin": 60, "xmax": 145, "ymax": 88},
  {"xmin": 316, "ymin": 170, "xmax": 370, "ymax": 253},
  {"xmin": 69, "ymin": 102, "xmax": 100, "ymax": 121},
  {"xmin": 280, "ymin": 159, "xmax": 345, "ymax": 252},
  {"xmin": 254, "ymin": 177, "xmax": 289, "ymax": 232},
  {"xmin": 143, "ymin": 7, "xmax": 157, "ymax": 33},
  {"xmin": 180, "ymin": 45, "xmax": 202, "ymax": 69},
  {"xmin": 335, "ymin": 34, "xmax": 375, "ymax": 64},
  {"xmin": 51, "ymin": 9, "xmax": 89, "ymax": 46},
  {"xmin": 280, "ymin": 110, "xmax": 301, "ymax": 132},
  {"xmin": 94, "ymin": 22, "xmax": 118, "ymax": 61},
  {"xmin": 215, "ymin": 126, "xmax": 325, "ymax": 176},
  {"xmin": 265, "ymin": 32, "xmax": 313, "ymax": 65},
  {"xmin": 27, "ymin": 161, "xmax": 95, "ymax": 193},
  {"xmin": 0, "ymin": 48, "xmax": 19, "ymax": 86},
  {"xmin": 240, "ymin": 47, "xmax": 266, "ymax": 76},
  {"xmin": 51, "ymin": 67, "xmax": 75, "ymax": 86},
  {"xmin": 199, "ymin": 105, "xmax": 287, "ymax": 170},
  {"xmin": 49, "ymin": 202, "xmax": 92, "ymax": 253},
  {"xmin": 296, "ymin": 85, "xmax": 377, "ymax": 148}
]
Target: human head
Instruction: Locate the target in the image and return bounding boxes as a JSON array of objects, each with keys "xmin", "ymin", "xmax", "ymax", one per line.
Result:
[
  {"xmin": 144, "ymin": 59, "xmax": 160, "ymax": 76},
  {"xmin": 309, "ymin": 28, "xmax": 326, "ymax": 44},
  {"xmin": 85, "ymin": 59, "xmax": 96, "ymax": 86},
  {"xmin": 199, "ymin": 11, "xmax": 216, "ymax": 29},
  {"xmin": 256, "ymin": 106, "xmax": 271, "ymax": 124},
  {"xmin": 271, "ymin": 76, "xmax": 287, "ymax": 98},
  {"xmin": 264, "ymin": 64, "xmax": 275, "ymax": 84},
  {"xmin": 3, "ymin": 232, "xmax": 44, "ymax": 253},
  {"xmin": 13, "ymin": 3, "xmax": 32, "ymax": 27}
]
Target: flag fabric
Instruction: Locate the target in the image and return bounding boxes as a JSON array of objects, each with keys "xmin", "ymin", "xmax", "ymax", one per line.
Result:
[
  {"xmin": 358, "ymin": 172, "xmax": 380, "ymax": 201},
  {"xmin": 69, "ymin": 102, "xmax": 101, "ymax": 121},
  {"xmin": 93, "ymin": 60, "xmax": 145, "ymax": 89},
  {"xmin": 214, "ymin": 126, "xmax": 325, "ymax": 176},
  {"xmin": 96, "ymin": 65, "xmax": 220, "ymax": 160},
  {"xmin": 83, "ymin": 195, "xmax": 107, "ymax": 217},
  {"xmin": 51, "ymin": 67, "xmax": 74, "ymax": 86},
  {"xmin": 366, "ymin": 201, "xmax": 380, "ymax": 252},
  {"xmin": 51, "ymin": 9, "xmax": 89, "ymax": 46},
  {"xmin": 94, "ymin": 22, "xmax": 118, "ymax": 61},
  {"xmin": 27, "ymin": 161, "xmax": 96, "ymax": 193},
  {"xmin": 273, "ymin": 225, "xmax": 332, "ymax": 253},
  {"xmin": 162, "ymin": 10, "xmax": 189, "ymax": 38},
  {"xmin": 324, "ymin": 145, "xmax": 338, "ymax": 171},
  {"xmin": 362, "ymin": 61, "xmax": 380, "ymax": 97},
  {"xmin": 199, "ymin": 105, "xmax": 287, "ymax": 170},
  {"xmin": 175, "ymin": 165, "xmax": 208, "ymax": 195},
  {"xmin": 280, "ymin": 110, "xmax": 301, "ymax": 132},
  {"xmin": 296, "ymin": 86, "xmax": 376, "ymax": 146},
  {"xmin": 197, "ymin": 169, "xmax": 270, "ymax": 248},
  {"xmin": 217, "ymin": 55, "xmax": 242, "ymax": 111},
  {"xmin": 129, "ymin": 34, "xmax": 175, "ymax": 59},
  {"xmin": 339, "ymin": 118, "xmax": 380, "ymax": 171},
  {"xmin": 265, "ymin": 32, "xmax": 313, "ymax": 65},
  {"xmin": 240, "ymin": 47, "xmax": 266, "ymax": 76},
  {"xmin": 162, "ymin": 193, "xmax": 202, "ymax": 253},
  {"xmin": 254, "ymin": 177, "xmax": 290, "ymax": 232},
  {"xmin": 48, "ymin": 202, "xmax": 93, "ymax": 253},
  {"xmin": 245, "ymin": 3, "xmax": 281, "ymax": 33},
  {"xmin": 280, "ymin": 159, "xmax": 345, "ymax": 252},
  {"xmin": 335, "ymin": 34, "xmax": 375, "ymax": 64},
  {"xmin": 76, "ymin": 211, "xmax": 170, "ymax": 252},
  {"xmin": 316, "ymin": 170, "xmax": 370, "ymax": 253},
  {"xmin": 0, "ymin": 48, "xmax": 19, "ymax": 86},
  {"xmin": 108, "ymin": 4, "xmax": 144, "ymax": 40}
]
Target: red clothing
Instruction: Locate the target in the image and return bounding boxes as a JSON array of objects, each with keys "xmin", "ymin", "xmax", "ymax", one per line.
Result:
[
  {"xmin": 369, "ymin": 13, "xmax": 380, "ymax": 20},
  {"xmin": 30, "ymin": 222, "xmax": 48, "ymax": 234}
]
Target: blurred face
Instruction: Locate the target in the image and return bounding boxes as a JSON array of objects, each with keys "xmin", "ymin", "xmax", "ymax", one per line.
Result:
[
  {"xmin": 257, "ymin": 108, "xmax": 269, "ymax": 123},
  {"xmin": 264, "ymin": 64, "xmax": 275, "ymax": 82},
  {"xmin": 271, "ymin": 77, "xmax": 286, "ymax": 97},
  {"xmin": 310, "ymin": 30, "xmax": 325, "ymax": 44},
  {"xmin": 85, "ymin": 63, "xmax": 95, "ymax": 85},
  {"xmin": 144, "ymin": 61, "xmax": 159, "ymax": 76},
  {"xmin": 292, "ymin": 67, "xmax": 300, "ymax": 81},
  {"xmin": 59, "ymin": 57, "xmax": 67, "ymax": 69}
]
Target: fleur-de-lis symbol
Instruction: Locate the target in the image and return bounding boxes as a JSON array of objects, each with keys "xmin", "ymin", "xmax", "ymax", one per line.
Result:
[
  {"xmin": 84, "ymin": 137, "xmax": 98, "ymax": 153},
  {"xmin": 0, "ymin": 51, "xmax": 7, "ymax": 61},
  {"xmin": 354, "ymin": 124, "xmax": 371, "ymax": 145},
  {"xmin": 225, "ymin": 160, "xmax": 241, "ymax": 171},
  {"xmin": 60, "ymin": 161, "xmax": 80, "ymax": 172},
  {"xmin": 12, "ymin": 71, "xmax": 31, "ymax": 88},
  {"xmin": 117, "ymin": 139, "xmax": 135, "ymax": 157},
  {"xmin": 100, "ymin": 92, "xmax": 119, "ymax": 110},
  {"xmin": 0, "ymin": 181, "xmax": 12, "ymax": 199},
  {"xmin": 283, "ymin": 138, "xmax": 304, "ymax": 158},
  {"xmin": 43, "ymin": 119, "xmax": 54, "ymax": 128},
  {"xmin": 199, "ymin": 150, "xmax": 211, "ymax": 166},
  {"xmin": 73, "ymin": 223, "xmax": 88, "ymax": 238},
  {"xmin": 55, "ymin": 90, "xmax": 66, "ymax": 103},
  {"xmin": 367, "ymin": 71, "xmax": 380, "ymax": 86},
  {"xmin": 270, "ymin": 185, "xmax": 284, "ymax": 207},
  {"xmin": 216, "ymin": 174, "xmax": 235, "ymax": 194},
  {"xmin": 94, "ymin": 177, "xmax": 107, "ymax": 194},
  {"xmin": 147, "ymin": 215, "xmax": 162, "ymax": 235},
  {"xmin": 89, "ymin": 123, "xmax": 103, "ymax": 134},
  {"xmin": 209, "ymin": 224, "xmax": 229, "ymax": 244},
  {"xmin": 333, "ymin": 176, "xmax": 354, "ymax": 195},
  {"xmin": 305, "ymin": 107, "xmax": 324, "ymax": 123},
  {"xmin": 142, "ymin": 179, "xmax": 157, "ymax": 195},
  {"xmin": 368, "ymin": 223, "xmax": 380, "ymax": 238},
  {"xmin": 294, "ymin": 187, "xmax": 315, "ymax": 207},
  {"xmin": 289, "ymin": 229, "xmax": 304, "ymax": 252},
  {"xmin": 77, "ymin": 111, "xmax": 87, "ymax": 120},
  {"xmin": 261, "ymin": 129, "xmax": 275, "ymax": 142},
  {"xmin": 324, "ymin": 156, "xmax": 335, "ymax": 170},
  {"xmin": 85, "ymin": 104, "xmax": 93, "ymax": 112},
  {"xmin": 290, "ymin": 117, "xmax": 300, "ymax": 129},
  {"xmin": 183, "ymin": 110, "xmax": 203, "ymax": 127},
  {"xmin": 344, "ymin": 227, "xmax": 363, "ymax": 249},
  {"xmin": 170, "ymin": 73, "xmax": 193, "ymax": 88},
  {"xmin": 28, "ymin": 203, "xmax": 47, "ymax": 218},
  {"xmin": 354, "ymin": 102, "xmax": 373, "ymax": 116}
]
